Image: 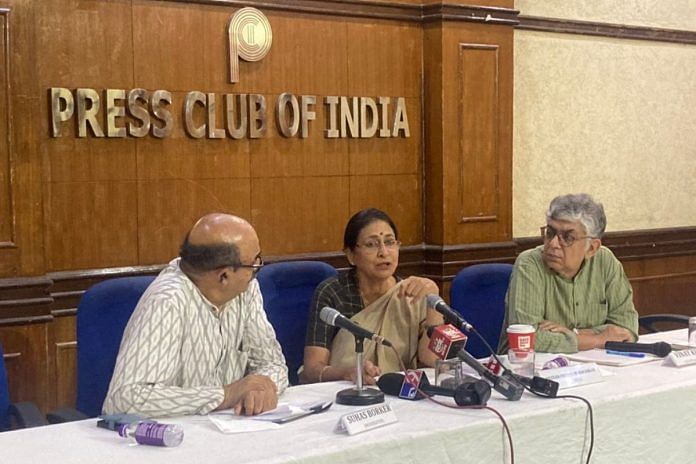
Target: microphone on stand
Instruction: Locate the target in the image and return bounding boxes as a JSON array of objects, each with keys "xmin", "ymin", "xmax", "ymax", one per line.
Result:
[
  {"xmin": 319, "ymin": 307, "xmax": 393, "ymax": 347},
  {"xmin": 604, "ymin": 341, "xmax": 672, "ymax": 357},
  {"xmin": 319, "ymin": 306, "xmax": 385, "ymax": 406},
  {"xmin": 425, "ymin": 295, "xmax": 474, "ymax": 332}
]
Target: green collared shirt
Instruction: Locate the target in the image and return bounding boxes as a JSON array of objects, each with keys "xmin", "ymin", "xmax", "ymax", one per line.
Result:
[{"xmin": 498, "ymin": 245, "xmax": 639, "ymax": 353}]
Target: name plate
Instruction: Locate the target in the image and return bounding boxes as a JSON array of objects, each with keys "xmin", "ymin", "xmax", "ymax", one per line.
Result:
[
  {"xmin": 335, "ymin": 403, "xmax": 398, "ymax": 436},
  {"xmin": 537, "ymin": 362, "xmax": 603, "ymax": 389},
  {"xmin": 667, "ymin": 348, "xmax": 696, "ymax": 367}
]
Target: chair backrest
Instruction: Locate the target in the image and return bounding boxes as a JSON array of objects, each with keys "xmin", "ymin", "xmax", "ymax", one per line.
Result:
[
  {"xmin": 0, "ymin": 343, "xmax": 10, "ymax": 431},
  {"xmin": 256, "ymin": 261, "xmax": 337, "ymax": 385},
  {"xmin": 75, "ymin": 275, "xmax": 156, "ymax": 417},
  {"xmin": 449, "ymin": 263, "xmax": 513, "ymax": 359}
]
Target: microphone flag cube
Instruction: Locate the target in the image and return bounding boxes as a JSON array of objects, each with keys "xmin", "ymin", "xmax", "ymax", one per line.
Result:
[
  {"xmin": 398, "ymin": 369, "xmax": 424, "ymax": 400},
  {"xmin": 484, "ymin": 355, "xmax": 503, "ymax": 375},
  {"xmin": 428, "ymin": 324, "xmax": 468, "ymax": 360}
]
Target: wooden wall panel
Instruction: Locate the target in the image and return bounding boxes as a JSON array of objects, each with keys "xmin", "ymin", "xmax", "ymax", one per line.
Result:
[
  {"xmin": 135, "ymin": 93, "xmax": 251, "ymax": 180},
  {"xmin": 133, "ymin": 2, "xmax": 226, "ymax": 92},
  {"xmin": 423, "ymin": 21, "xmax": 513, "ymax": 246},
  {"xmin": 36, "ymin": 0, "xmax": 134, "ymax": 89},
  {"xmin": 344, "ymin": 19, "xmax": 422, "ymax": 97},
  {"xmin": 137, "ymin": 178, "xmax": 252, "ymax": 264},
  {"xmin": 46, "ymin": 138, "xmax": 138, "ymax": 182},
  {"xmin": 0, "ymin": 11, "xmax": 11, "ymax": 245},
  {"xmin": 423, "ymin": 23, "xmax": 445, "ymax": 244},
  {"xmin": 245, "ymin": 14, "xmax": 350, "ymax": 95},
  {"xmin": 252, "ymin": 177, "xmax": 350, "ymax": 255},
  {"xmin": 440, "ymin": 23, "xmax": 512, "ymax": 245},
  {"xmin": 49, "ymin": 314, "xmax": 77, "ymax": 410},
  {"xmin": 349, "ymin": 97, "xmax": 421, "ymax": 176},
  {"xmin": 250, "ymin": 100, "xmax": 348, "ymax": 178},
  {"xmin": 45, "ymin": 181, "xmax": 138, "ymax": 270},
  {"xmin": 10, "ymin": 94, "xmax": 44, "ymax": 276},
  {"xmin": 349, "ymin": 174, "xmax": 422, "ymax": 245},
  {"xmin": 0, "ymin": 323, "xmax": 50, "ymax": 412},
  {"xmin": 457, "ymin": 44, "xmax": 499, "ymax": 222}
]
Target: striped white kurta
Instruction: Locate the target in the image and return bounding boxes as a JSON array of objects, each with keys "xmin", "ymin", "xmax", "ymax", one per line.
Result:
[{"xmin": 103, "ymin": 258, "xmax": 288, "ymax": 417}]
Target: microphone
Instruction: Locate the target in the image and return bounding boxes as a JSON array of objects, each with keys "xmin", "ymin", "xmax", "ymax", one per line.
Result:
[
  {"xmin": 377, "ymin": 371, "xmax": 490, "ymax": 407},
  {"xmin": 604, "ymin": 341, "xmax": 671, "ymax": 357},
  {"xmin": 456, "ymin": 348, "xmax": 524, "ymax": 401},
  {"xmin": 509, "ymin": 373, "xmax": 559, "ymax": 398},
  {"xmin": 319, "ymin": 307, "xmax": 392, "ymax": 347},
  {"xmin": 425, "ymin": 295, "xmax": 473, "ymax": 332},
  {"xmin": 427, "ymin": 324, "xmax": 468, "ymax": 360}
]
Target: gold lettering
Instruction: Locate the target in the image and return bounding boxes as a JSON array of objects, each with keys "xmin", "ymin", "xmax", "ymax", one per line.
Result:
[
  {"xmin": 151, "ymin": 90, "xmax": 173, "ymax": 138},
  {"xmin": 300, "ymin": 95, "xmax": 316, "ymax": 139},
  {"xmin": 50, "ymin": 88, "xmax": 74, "ymax": 137},
  {"xmin": 340, "ymin": 96, "xmax": 358, "ymax": 138},
  {"xmin": 359, "ymin": 97, "xmax": 378, "ymax": 138},
  {"xmin": 225, "ymin": 94, "xmax": 247, "ymax": 139},
  {"xmin": 392, "ymin": 97, "xmax": 410, "ymax": 137},
  {"xmin": 207, "ymin": 93, "xmax": 225, "ymax": 139},
  {"xmin": 184, "ymin": 91, "xmax": 206, "ymax": 139},
  {"xmin": 76, "ymin": 88, "xmax": 104, "ymax": 137},
  {"xmin": 325, "ymin": 96, "xmax": 339, "ymax": 138},
  {"xmin": 127, "ymin": 89, "xmax": 150, "ymax": 138},
  {"xmin": 276, "ymin": 93, "xmax": 299, "ymax": 138},
  {"xmin": 248, "ymin": 94, "xmax": 267, "ymax": 139},
  {"xmin": 378, "ymin": 96, "xmax": 391, "ymax": 138},
  {"xmin": 105, "ymin": 89, "xmax": 126, "ymax": 138}
]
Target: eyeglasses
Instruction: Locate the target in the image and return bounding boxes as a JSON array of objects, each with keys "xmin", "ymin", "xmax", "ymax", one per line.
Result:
[
  {"xmin": 237, "ymin": 255, "xmax": 264, "ymax": 274},
  {"xmin": 355, "ymin": 238, "xmax": 401, "ymax": 253},
  {"xmin": 541, "ymin": 225, "xmax": 594, "ymax": 248}
]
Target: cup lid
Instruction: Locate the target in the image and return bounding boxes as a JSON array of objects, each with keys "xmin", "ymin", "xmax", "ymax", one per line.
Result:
[{"xmin": 506, "ymin": 324, "xmax": 534, "ymax": 334}]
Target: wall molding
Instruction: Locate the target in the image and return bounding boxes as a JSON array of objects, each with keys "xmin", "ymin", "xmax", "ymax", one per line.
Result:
[
  {"xmin": 517, "ymin": 15, "xmax": 696, "ymax": 45},
  {"xmin": 164, "ymin": 1, "xmax": 520, "ymax": 24},
  {"xmin": 1, "ymin": 226, "xmax": 695, "ymax": 324}
]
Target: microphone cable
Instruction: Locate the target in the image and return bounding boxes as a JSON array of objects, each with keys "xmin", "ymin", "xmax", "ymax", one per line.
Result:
[
  {"xmin": 389, "ymin": 345, "xmax": 516, "ymax": 464},
  {"xmin": 452, "ymin": 318, "xmax": 593, "ymax": 464},
  {"xmin": 525, "ymin": 387, "xmax": 594, "ymax": 464}
]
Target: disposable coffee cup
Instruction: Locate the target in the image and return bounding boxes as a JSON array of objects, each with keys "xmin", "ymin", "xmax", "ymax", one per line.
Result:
[{"xmin": 507, "ymin": 324, "xmax": 535, "ymax": 351}]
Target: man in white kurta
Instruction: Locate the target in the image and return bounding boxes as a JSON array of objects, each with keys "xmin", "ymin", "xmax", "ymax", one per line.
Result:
[{"xmin": 103, "ymin": 214, "xmax": 288, "ymax": 417}]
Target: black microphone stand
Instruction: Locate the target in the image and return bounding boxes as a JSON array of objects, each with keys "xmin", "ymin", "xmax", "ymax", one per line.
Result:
[{"xmin": 335, "ymin": 336, "xmax": 385, "ymax": 405}]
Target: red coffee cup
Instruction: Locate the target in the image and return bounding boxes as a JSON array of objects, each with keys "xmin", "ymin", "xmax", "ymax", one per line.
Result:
[{"xmin": 507, "ymin": 324, "xmax": 535, "ymax": 351}]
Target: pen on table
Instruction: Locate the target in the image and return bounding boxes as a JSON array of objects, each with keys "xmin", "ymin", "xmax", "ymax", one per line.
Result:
[{"xmin": 605, "ymin": 349, "xmax": 645, "ymax": 358}]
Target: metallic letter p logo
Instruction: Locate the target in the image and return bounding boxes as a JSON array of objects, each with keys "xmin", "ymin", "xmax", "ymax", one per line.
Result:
[{"xmin": 228, "ymin": 7, "xmax": 272, "ymax": 84}]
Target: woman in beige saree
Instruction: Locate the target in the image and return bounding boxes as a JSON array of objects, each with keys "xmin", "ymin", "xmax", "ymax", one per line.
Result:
[{"xmin": 300, "ymin": 208, "xmax": 444, "ymax": 385}]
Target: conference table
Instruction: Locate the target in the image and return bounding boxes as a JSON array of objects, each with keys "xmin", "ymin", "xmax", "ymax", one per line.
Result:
[{"xmin": 3, "ymin": 330, "xmax": 696, "ymax": 464}]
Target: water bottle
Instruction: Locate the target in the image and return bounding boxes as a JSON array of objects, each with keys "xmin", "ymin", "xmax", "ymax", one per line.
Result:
[
  {"xmin": 542, "ymin": 356, "xmax": 569, "ymax": 370},
  {"xmin": 117, "ymin": 421, "xmax": 184, "ymax": 447}
]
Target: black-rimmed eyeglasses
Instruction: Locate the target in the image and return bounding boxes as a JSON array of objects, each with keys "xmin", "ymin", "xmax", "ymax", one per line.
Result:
[
  {"xmin": 237, "ymin": 256, "xmax": 265, "ymax": 274},
  {"xmin": 541, "ymin": 225, "xmax": 594, "ymax": 248}
]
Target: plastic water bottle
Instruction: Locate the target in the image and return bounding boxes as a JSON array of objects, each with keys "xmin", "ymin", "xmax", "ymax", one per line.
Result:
[
  {"xmin": 542, "ymin": 356, "xmax": 569, "ymax": 370},
  {"xmin": 118, "ymin": 422, "xmax": 184, "ymax": 447}
]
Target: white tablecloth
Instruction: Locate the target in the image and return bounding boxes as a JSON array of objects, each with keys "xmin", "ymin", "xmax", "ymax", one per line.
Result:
[{"xmin": 3, "ymin": 330, "xmax": 696, "ymax": 464}]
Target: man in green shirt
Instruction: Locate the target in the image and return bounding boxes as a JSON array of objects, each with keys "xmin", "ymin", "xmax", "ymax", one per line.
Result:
[{"xmin": 499, "ymin": 194, "xmax": 639, "ymax": 353}]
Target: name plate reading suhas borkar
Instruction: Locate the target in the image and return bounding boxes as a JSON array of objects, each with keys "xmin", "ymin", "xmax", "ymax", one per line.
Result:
[
  {"xmin": 49, "ymin": 88, "xmax": 410, "ymax": 140},
  {"xmin": 335, "ymin": 403, "xmax": 397, "ymax": 436}
]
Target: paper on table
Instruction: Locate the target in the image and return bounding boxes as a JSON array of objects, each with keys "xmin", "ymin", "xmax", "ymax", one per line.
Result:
[
  {"xmin": 208, "ymin": 414, "xmax": 281, "ymax": 434},
  {"xmin": 566, "ymin": 349, "xmax": 660, "ymax": 367},
  {"xmin": 208, "ymin": 401, "xmax": 331, "ymax": 433}
]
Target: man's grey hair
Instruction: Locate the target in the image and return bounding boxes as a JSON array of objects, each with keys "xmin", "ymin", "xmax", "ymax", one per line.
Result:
[{"xmin": 546, "ymin": 193, "xmax": 607, "ymax": 238}]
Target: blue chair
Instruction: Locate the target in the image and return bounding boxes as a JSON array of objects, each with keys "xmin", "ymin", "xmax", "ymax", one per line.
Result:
[
  {"xmin": 639, "ymin": 314, "xmax": 690, "ymax": 334},
  {"xmin": 449, "ymin": 263, "xmax": 513, "ymax": 359},
  {"xmin": 47, "ymin": 275, "xmax": 156, "ymax": 422},
  {"xmin": 0, "ymin": 343, "xmax": 47, "ymax": 430},
  {"xmin": 257, "ymin": 261, "xmax": 337, "ymax": 385}
]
